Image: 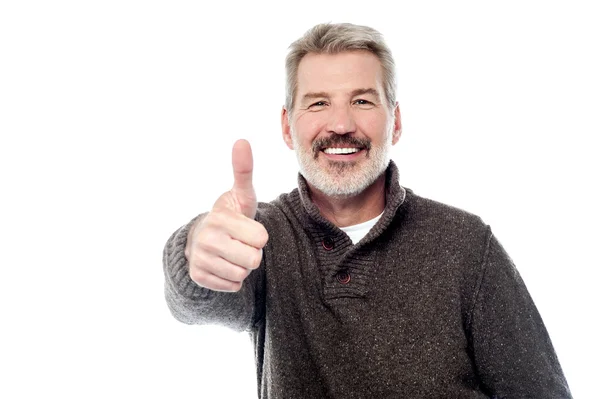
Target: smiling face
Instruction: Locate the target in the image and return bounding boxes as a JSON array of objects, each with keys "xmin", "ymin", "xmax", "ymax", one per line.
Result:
[{"xmin": 282, "ymin": 50, "xmax": 401, "ymax": 198}]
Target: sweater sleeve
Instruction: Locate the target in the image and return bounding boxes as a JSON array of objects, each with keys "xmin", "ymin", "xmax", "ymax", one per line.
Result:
[
  {"xmin": 468, "ymin": 230, "xmax": 572, "ymax": 398},
  {"xmin": 162, "ymin": 213, "xmax": 265, "ymax": 333}
]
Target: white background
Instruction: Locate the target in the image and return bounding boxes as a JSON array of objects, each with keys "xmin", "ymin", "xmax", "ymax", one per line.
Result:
[{"xmin": 1, "ymin": 1, "xmax": 598, "ymax": 397}]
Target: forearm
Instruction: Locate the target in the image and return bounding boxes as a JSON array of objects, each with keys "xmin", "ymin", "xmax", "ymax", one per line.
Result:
[{"xmin": 162, "ymin": 214, "xmax": 263, "ymax": 332}]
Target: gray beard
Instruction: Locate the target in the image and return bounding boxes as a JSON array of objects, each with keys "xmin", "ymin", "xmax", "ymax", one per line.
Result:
[{"xmin": 292, "ymin": 135, "xmax": 391, "ymax": 198}]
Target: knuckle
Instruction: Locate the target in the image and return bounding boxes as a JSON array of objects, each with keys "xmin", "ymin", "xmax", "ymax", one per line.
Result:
[
  {"xmin": 250, "ymin": 250, "xmax": 263, "ymax": 269},
  {"xmin": 207, "ymin": 209, "xmax": 225, "ymax": 225},
  {"xmin": 189, "ymin": 249, "xmax": 205, "ymax": 266},
  {"xmin": 257, "ymin": 227, "xmax": 269, "ymax": 248},
  {"xmin": 227, "ymin": 266, "xmax": 248, "ymax": 283},
  {"xmin": 232, "ymin": 267, "xmax": 249, "ymax": 282},
  {"xmin": 189, "ymin": 253, "xmax": 210, "ymax": 277},
  {"xmin": 209, "ymin": 208, "xmax": 235, "ymax": 226},
  {"xmin": 229, "ymin": 281, "xmax": 243, "ymax": 292},
  {"xmin": 196, "ymin": 229, "xmax": 221, "ymax": 253},
  {"xmin": 189, "ymin": 267, "xmax": 205, "ymax": 285}
]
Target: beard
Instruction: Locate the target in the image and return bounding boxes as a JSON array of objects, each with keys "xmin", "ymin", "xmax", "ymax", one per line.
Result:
[{"xmin": 291, "ymin": 128, "xmax": 393, "ymax": 198}]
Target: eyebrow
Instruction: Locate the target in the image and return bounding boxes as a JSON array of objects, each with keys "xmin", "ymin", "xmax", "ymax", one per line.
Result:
[
  {"xmin": 350, "ymin": 88, "xmax": 380, "ymax": 98},
  {"xmin": 300, "ymin": 88, "xmax": 381, "ymax": 103}
]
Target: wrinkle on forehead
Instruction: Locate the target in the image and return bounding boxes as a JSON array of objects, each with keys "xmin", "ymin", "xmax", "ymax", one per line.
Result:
[{"xmin": 295, "ymin": 51, "xmax": 386, "ymax": 102}]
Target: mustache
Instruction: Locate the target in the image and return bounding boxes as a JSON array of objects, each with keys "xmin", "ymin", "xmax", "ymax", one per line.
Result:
[{"xmin": 311, "ymin": 135, "xmax": 372, "ymax": 157}]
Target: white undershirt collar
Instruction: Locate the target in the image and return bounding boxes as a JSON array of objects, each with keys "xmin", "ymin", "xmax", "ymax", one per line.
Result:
[{"xmin": 339, "ymin": 211, "xmax": 384, "ymax": 244}]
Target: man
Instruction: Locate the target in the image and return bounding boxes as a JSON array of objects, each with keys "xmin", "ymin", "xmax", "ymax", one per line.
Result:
[{"xmin": 163, "ymin": 23, "xmax": 571, "ymax": 398}]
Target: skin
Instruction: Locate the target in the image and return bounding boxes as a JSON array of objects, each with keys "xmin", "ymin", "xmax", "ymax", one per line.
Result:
[
  {"xmin": 186, "ymin": 140, "xmax": 269, "ymax": 292},
  {"xmin": 281, "ymin": 50, "xmax": 402, "ymax": 227}
]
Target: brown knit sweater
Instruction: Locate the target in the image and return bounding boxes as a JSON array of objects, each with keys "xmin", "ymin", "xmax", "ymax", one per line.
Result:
[{"xmin": 163, "ymin": 161, "xmax": 572, "ymax": 398}]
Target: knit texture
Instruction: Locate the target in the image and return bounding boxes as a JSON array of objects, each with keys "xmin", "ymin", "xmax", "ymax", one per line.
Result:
[{"xmin": 163, "ymin": 161, "xmax": 572, "ymax": 398}]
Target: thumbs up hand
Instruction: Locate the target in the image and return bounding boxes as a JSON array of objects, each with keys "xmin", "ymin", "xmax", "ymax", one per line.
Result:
[{"xmin": 185, "ymin": 140, "xmax": 269, "ymax": 292}]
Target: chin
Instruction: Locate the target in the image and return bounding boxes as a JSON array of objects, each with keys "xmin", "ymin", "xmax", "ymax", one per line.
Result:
[
  {"xmin": 299, "ymin": 160, "xmax": 387, "ymax": 198},
  {"xmin": 294, "ymin": 140, "xmax": 392, "ymax": 198}
]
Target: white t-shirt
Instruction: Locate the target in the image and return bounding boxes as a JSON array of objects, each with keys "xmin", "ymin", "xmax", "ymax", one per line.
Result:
[{"xmin": 339, "ymin": 211, "xmax": 384, "ymax": 244}]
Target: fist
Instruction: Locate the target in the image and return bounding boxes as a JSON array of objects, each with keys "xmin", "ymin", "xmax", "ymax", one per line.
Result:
[{"xmin": 185, "ymin": 140, "xmax": 269, "ymax": 292}]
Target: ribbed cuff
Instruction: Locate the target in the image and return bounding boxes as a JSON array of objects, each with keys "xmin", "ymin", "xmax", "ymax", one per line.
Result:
[{"xmin": 163, "ymin": 213, "xmax": 215, "ymax": 300}]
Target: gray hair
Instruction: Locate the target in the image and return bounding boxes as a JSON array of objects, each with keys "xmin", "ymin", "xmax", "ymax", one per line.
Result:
[{"xmin": 285, "ymin": 23, "xmax": 397, "ymax": 116}]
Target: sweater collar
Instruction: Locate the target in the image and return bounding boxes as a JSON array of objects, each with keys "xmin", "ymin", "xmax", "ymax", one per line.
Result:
[{"xmin": 295, "ymin": 160, "xmax": 406, "ymax": 242}]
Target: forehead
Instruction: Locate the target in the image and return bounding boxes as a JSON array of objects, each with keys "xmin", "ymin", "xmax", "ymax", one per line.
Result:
[{"xmin": 296, "ymin": 50, "xmax": 384, "ymax": 97}]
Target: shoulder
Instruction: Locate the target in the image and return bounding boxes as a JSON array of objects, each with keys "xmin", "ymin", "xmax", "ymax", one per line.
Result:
[
  {"xmin": 404, "ymin": 188, "xmax": 488, "ymax": 229},
  {"xmin": 400, "ymin": 188, "xmax": 491, "ymax": 248},
  {"xmin": 398, "ymin": 190, "xmax": 494, "ymax": 301}
]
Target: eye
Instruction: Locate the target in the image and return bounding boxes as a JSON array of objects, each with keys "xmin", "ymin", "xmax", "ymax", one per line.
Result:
[
  {"xmin": 310, "ymin": 101, "xmax": 327, "ymax": 108},
  {"xmin": 353, "ymin": 99, "xmax": 375, "ymax": 109}
]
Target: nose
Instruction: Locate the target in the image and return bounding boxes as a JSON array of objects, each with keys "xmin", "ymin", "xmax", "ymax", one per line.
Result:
[{"xmin": 326, "ymin": 105, "xmax": 356, "ymax": 135}]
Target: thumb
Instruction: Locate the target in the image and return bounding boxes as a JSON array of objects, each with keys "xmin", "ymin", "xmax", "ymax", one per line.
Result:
[
  {"xmin": 231, "ymin": 139, "xmax": 257, "ymax": 217},
  {"xmin": 232, "ymin": 139, "xmax": 254, "ymax": 193}
]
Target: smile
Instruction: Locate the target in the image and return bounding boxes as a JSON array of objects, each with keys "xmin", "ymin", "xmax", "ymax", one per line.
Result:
[
  {"xmin": 322, "ymin": 147, "xmax": 361, "ymax": 154},
  {"xmin": 319, "ymin": 147, "xmax": 366, "ymax": 160}
]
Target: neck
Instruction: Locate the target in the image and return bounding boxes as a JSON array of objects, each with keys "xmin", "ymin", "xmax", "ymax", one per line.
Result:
[{"xmin": 307, "ymin": 174, "xmax": 386, "ymax": 228}]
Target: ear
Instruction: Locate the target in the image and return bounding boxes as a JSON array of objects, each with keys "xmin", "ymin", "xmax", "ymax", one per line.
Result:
[
  {"xmin": 391, "ymin": 102, "xmax": 402, "ymax": 145},
  {"xmin": 281, "ymin": 107, "xmax": 294, "ymax": 150}
]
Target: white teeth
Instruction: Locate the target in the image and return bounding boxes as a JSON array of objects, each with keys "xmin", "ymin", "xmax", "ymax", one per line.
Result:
[{"xmin": 323, "ymin": 148, "xmax": 360, "ymax": 154}]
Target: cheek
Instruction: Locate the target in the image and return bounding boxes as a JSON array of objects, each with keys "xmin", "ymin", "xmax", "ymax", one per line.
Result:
[
  {"xmin": 294, "ymin": 114, "xmax": 324, "ymax": 142},
  {"xmin": 357, "ymin": 114, "xmax": 389, "ymax": 137}
]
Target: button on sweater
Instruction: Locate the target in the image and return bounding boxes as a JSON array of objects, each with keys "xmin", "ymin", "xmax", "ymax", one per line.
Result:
[{"xmin": 163, "ymin": 161, "xmax": 572, "ymax": 398}]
